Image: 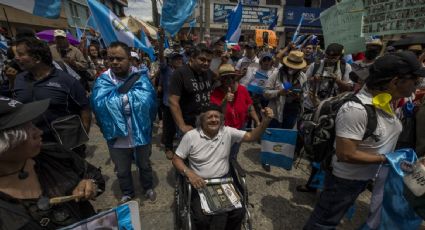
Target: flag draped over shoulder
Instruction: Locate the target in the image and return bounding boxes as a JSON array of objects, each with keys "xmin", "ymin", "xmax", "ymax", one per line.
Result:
[
  {"xmin": 225, "ymin": 1, "xmax": 243, "ymax": 43},
  {"xmin": 1, "ymin": 0, "xmax": 62, "ymax": 19},
  {"xmin": 160, "ymin": 0, "xmax": 197, "ymax": 36},
  {"xmin": 87, "ymin": 0, "xmax": 155, "ymax": 60}
]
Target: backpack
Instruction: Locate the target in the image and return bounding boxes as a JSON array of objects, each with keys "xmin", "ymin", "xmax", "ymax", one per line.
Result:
[{"xmin": 301, "ymin": 92, "xmax": 378, "ymax": 170}]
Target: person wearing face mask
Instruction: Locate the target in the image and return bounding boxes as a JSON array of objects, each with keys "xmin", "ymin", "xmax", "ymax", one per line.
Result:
[
  {"xmin": 264, "ymin": 51, "xmax": 307, "ymax": 129},
  {"xmin": 303, "ymin": 43, "xmax": 353, "ymax": 111},
  {"xmin": 361, "ymin": 39, "xmax": 383, "ymax": 65}
]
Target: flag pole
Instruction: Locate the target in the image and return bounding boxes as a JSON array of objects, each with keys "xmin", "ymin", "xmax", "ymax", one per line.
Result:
[{"xmin": 2, "ymin": 8, "xmax": 14, "ymax": 37}]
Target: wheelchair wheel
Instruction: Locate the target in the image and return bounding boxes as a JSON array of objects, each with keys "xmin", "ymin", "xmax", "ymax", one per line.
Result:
[{"xmin": 174, "ymin": 174, "xmax": 192, "ymax": 230}]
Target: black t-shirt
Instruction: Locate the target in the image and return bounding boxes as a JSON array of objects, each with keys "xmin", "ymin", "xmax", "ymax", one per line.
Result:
[
  {"xmin": 168, "ymin": 65, "xmax": 213, "ymax": 127},
  {"xmin": 14, "ymin": 68, "xmax": 89, "ymax": 141}
]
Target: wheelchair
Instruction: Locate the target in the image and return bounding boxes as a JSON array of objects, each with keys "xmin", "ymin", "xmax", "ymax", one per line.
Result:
[{"xmin": 174, "ymin": 158, "xmax": 253, "ymax": 230}]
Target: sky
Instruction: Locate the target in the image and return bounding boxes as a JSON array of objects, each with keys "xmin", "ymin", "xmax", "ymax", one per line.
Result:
[{"xmin": 124, "ymin": 0, "xmax": 161, "ymax": 21}]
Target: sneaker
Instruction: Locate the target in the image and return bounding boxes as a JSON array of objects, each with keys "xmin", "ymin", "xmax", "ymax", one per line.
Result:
[
  {"xmin": 119, "ymin": 195, "xmax": 133, "ymax": 204},
  {"xmin": 145, "ymin": 189, "xmax": 157, "ymax": 203}
]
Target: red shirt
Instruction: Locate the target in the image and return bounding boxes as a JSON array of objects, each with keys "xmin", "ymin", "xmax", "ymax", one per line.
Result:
[{"xmin": 210, "ymin": 84, "xmax": 253, "ymax": 129}]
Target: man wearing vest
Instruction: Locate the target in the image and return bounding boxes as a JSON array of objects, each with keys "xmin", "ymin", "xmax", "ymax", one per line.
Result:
[{"xmin": 304, "ymin": 51, "xmax": 425, "ymax": 229}]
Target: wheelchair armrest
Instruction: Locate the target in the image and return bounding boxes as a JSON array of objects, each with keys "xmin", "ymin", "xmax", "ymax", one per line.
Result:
[{"xmin": 230, "ymin": 158, "xmax": 246, "ymax": 178}]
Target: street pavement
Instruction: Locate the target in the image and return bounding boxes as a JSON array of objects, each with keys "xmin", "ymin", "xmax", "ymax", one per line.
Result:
[{"xmin": 86, "ymin": 122, "xmax": 371, "ymax": 230}]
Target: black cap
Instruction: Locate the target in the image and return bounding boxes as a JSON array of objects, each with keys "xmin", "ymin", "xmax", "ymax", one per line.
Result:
[
  {"xmin": 370, "ymin": 51, "xmax": 425, "ymax": 80},
  {"xmin": 201, "ymin": 104, "xmax": 222, "ymax": 114},
  {"xmin": 168, "ymin": 52, "xmax": 183, "ymax": 59},
  {"xmin": 325, "ymin": 43, "xmax": 344, "ymax": 56},
  {"xmin": 0, "ymin": 97, "xmax": 50, "ymax": 130}
]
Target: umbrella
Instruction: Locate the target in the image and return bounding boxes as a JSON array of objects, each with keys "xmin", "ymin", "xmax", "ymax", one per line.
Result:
[
  {"xmin": 392, "ymin": 34, "xmax": 425, "ymax": 48},
  {"xmin": 36, "ymin": 30, "xmax": 80, "ymax": 46}
]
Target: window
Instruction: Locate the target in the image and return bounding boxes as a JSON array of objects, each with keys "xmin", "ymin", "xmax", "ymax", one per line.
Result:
[{"xmin": 69, "ymin": 2, "xmax": 80, "ymax": 25}]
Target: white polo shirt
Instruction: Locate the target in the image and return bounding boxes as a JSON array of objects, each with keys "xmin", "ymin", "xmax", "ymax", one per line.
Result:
[{"xmin": 175, "ymin": 126, "xmax": 246, "ymax": 179}]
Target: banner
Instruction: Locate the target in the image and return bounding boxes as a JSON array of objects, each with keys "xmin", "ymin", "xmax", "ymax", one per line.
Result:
[
  {"xmin": 319, "ymin": 0, "xmax": 365, "ymax": 54},
  {"xmin": 284, "ymin": 6, "xmax": 323, "ymax": 27},
  {"xmin": 213, "ymin": 3, "xmax": 277, "ymax": 25},
  {"xmin": 362, "ymin": 0, "xmax": 425, "ymax": 36},
  {"xmin": 260, "ymin": 128, "xmax": 298, "ymax": 170}
]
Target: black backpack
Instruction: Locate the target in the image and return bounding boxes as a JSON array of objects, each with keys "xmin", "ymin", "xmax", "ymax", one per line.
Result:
[{"xmin": 301, "ymin": 92, "xmax": 378, "ymax": 169}]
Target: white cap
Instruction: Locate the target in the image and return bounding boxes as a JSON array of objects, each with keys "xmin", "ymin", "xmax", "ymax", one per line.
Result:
[{"xmin": 54, "ymin": 29, "xmax": 66, "ymax": 37}]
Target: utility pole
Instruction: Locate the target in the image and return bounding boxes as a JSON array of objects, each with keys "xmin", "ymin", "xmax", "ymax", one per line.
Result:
[
  {"xmin": 151, "ymin": 0, "xmax": 159, "ymax": 26},
  {"xmin": 205, "ymin": 0, "xmax": 210, "ymax": 39}
]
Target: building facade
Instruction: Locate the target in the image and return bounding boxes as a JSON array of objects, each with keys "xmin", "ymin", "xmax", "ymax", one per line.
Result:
[
  {"xmin": 0, "ymin": 0, "xmax": 127, "ymax": 38},
  {"xmin": 180, "ymin": 0, "xmax": 284, "ymax": 45},
  {"xmin": 65, "ymin": 0, "xmax": 128, "ymax": 35},
  {"xmin": 283, "ymin": 0, "xmax": 336, "ymax": 45}
]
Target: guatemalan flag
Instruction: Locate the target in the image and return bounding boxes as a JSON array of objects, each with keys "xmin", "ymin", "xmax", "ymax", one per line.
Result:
[
  {"xmin": 140, "ymin": 29, "xmax": 155, "ymax": 62},
  {"xmin": 225, "ymin": 1, "xmax": 243, "ymax": 43},
  {"xmin": 261, "ymin": 128, "xmax": 298, "ymax": 170},
  {"xmin": 161, "ymin": 0, "xmax": 197, "ymax": 36},
  {"xmin": 87, "ymin": 0, "xmax": 155, "ymax": 60},
  {"xmin": 1, "ymin": 0, "xmax": 62, "ymax": 19}
]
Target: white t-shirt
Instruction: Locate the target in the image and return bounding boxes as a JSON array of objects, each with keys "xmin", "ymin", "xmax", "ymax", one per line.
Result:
[
  {"xmin": 175, "ymin": 126, "xmax": 246, "ymax": 179},
  {"xmin": 332, "ymin": 88, "xmax": 402, "ymax": 181},
  {"xmin": 235, "ymin": 56, "xmax": 260, "ymax": 70}
]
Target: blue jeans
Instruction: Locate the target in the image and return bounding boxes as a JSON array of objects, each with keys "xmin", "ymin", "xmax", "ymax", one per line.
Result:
[
  {"xmin": 108, "ymin": 144, "xmax": 153, "ymax": 197},
  {"xmin": 304, "ymin": 173, "xmax": 369, "ymax": 230}
]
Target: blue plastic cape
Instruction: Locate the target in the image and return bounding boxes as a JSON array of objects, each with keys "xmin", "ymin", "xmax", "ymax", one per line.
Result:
[
  {"xmin": 91, "ymin": 69, "xmax": 157, "ymax": 146},
  {"xmin": 364, "ymin": 149, "xmax": 422, "ymax": 230}
]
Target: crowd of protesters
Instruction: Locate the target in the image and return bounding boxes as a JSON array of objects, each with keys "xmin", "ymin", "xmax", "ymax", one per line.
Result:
[{"xmin": 0, "ymin": 25, "xmax": 425, "ymax": 229}]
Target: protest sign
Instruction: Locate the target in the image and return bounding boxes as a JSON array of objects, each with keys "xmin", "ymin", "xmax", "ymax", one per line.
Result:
[
  {"xmin": 320, "ymin": 0, "xmax": 365, "ymax": 54},
  {"xmin": 362, "ymin": 0, "xmax": 425, "ymax": 36}
]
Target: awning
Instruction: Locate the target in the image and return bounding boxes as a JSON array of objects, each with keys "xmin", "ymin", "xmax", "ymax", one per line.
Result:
[{"xmin": 121, "ymin": 16, "xmax": 158, "ymax": 40}]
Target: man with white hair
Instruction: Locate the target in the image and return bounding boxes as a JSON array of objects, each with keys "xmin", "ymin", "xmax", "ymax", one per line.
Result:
[{"xmin": 172, "ymin": 104, "xmax": 274, "ymax": 230}]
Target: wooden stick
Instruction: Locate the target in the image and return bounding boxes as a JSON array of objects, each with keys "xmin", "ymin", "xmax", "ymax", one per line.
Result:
[{"xmin": 49, "ymin": 195, "xmax": 80, "ymax": 205}]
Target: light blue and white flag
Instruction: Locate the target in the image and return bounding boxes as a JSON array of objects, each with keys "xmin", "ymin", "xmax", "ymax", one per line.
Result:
[
  {"xmin": 140, "ymin": 29, "xmax": 155, "ymax": 61},
  {"xmin": 260, "ymin": 128, "xmax": 298, "ymax": 170},
  {"xmin": 87, "ymin": 0, "xmax": 155, "ymax": 60},
  {"xmin": 268, "ymin": 14, "xmax": 278, "ymax": 30},
  {"xmin": 76, "ymin": 26, "xmax": 83, "ymax": 42},
  {"xmin": 87, "ymin": 15, "xmax": 98, "ymax": 32},
  {"xmin": 2, "ymin": 0, "xmax": 62, "ymax": 19},
  {"xmin": 225, "ymin": 1, "xmax": 243, "ymax": 43},
  {"xmin": 247, "ymin": 71, "xmax": 268, "ymax": 94},
  {"xmin": 161, "ymin": 0, "xmax": 197, "ymax": 36},
  {"xmin": 292, "ymin": 14, "xmax": 304, "ymax": 43},
  {"xmin": 0, "ymin": 35, "xmax": 8, "ymax": 52}
]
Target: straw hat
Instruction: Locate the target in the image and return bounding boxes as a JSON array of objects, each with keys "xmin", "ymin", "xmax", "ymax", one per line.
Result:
[
  {"xmin": 218, "ymin": 64, "xmax": 239, "ymax": 77},
  {"xmin": 282, "ymin": 51, "xmax": 307, "ymax": 70}
]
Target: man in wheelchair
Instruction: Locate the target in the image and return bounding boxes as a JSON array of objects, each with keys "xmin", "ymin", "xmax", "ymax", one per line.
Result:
[{"xmin": 172, "ymin": 104, "xmax": 274, "ymax": 230}]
